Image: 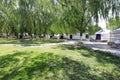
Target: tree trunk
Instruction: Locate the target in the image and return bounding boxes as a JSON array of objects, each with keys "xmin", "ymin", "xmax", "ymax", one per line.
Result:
[
  {"xmin": 79, "ymin": 32, "xmax": 83, "ymax": 42},
  {"xmin": 14, "ymin": 33, "xmax": 18, "ymax": 39},
  {"xmin": 29, "ymin": 34, "xmax": 33, "ymax": 40},
  {"xmin": 43, "ymin": 34, "xmax": 46, "ymax": 40},
  {"xmin": 5, "ymin": 33, "xmax": 9, "ymax": 38}
]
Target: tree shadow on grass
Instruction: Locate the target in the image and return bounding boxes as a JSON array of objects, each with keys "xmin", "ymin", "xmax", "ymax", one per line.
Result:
[
  {"xmin": 0, "ymin": 52, "xmax": 30, "ymax": 68},
  {"xmin": 1, "ymin": 52, "xmax": 119, "ymax": 80},
  {"xmin": 58, "ymin": 45, "xmax": 120, "ymax": 79},
  {"xmin": 59, "ymin": 44, "xmax": 120, "ymax": 65},
  {"xmin": 90, "ymin": 50, "xmax": 120, "ymax": 65},
  {"xmin": 0, "ymin": 51, "xmax": 32, "ymax": 79}
]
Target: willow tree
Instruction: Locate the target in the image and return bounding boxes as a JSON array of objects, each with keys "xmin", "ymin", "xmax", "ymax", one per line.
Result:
[
  {"xmin": 0, "ymin": 0, "xmax": 119, "ymax": 40},
  {"xmin": 17, "ymin": 0, "xmax": 36, "ymax": 38},
  {"xmin": 50, "ymin": 0, "xmax": 78, "ymax": 35},
  {"xmin": 107, "ymin": 16, "xmax": 120, "ymax": 30},
  {"xmin": 58, "ymin": 0, "xmax": 120, "ymax": 41},
  {"xmin": 87, "ymin": 24, "xmax": 101, "ymax": 35},
  {"xmin": 39, "ymin": 0, "xmax": 57, "ymax": 38},
  {"xmin": 0, "ymin": 0, "xmax": 58, "ymax": 39},
  {"xmin": 0, "ymin": 0, "xmax": 18, "ymax": 37}
]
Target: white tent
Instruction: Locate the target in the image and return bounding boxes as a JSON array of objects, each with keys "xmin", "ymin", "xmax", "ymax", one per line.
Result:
[
  {"xmin": 51, "ymin": 33, "xmax": 86, "ymax": 39},
  {"xmin": 111, "ymin": 28, "xmax": 120, "ymax": 43},
  {"xmin": 108, "ymin": 28, "xmax": 120, "ymax": 48},
  {"xmin": 115, "ymin": 28, "xmax": 120, "ymax": 32},
  {"xmin": 69, "ymin": 33, "xmax": 86, "ymax": 40},
  {"xmin": 95, "ymin": 29, "xmax": 110, "ymax": 41}
]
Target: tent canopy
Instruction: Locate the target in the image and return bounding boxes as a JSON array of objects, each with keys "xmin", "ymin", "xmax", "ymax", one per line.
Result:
[
  {"xmin": 113, "ymin": 28, "xmax": 120, "ymax": 33},
  {"xmin": 96, "ymin": 29, "xmax": 110, "ymax": 34}
]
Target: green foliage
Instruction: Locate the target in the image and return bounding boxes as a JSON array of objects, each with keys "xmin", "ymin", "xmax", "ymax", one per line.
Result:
[
  {"xmin": 0, "ymin": 0, "xmax": 120, "ymax": 39},
  {"xmin": 87, "ymin": 24, "xmax": 101, "ymax": 35},
  {"xmin": 0, "ymin": 0, "xmax": 56, "ymax": 37},
  {"xmin": 107, "ymin": 16, "xmax": 120, "ymax": 30},
  {"xmin": 57, "ymin": 0, "xmax": 120, "ymax": 37}
]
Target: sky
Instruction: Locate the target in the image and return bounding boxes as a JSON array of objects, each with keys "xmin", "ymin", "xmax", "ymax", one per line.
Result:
[
  {"xmin": 98, "ymin": 19, "xmax": 106, "ymax": 29},
  {"xmin": 98, "ymin": 10, "xmax": 113, "ymax": 29}
]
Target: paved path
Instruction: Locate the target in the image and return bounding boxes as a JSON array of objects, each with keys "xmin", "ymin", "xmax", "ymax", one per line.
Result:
[
  {"xmin": 81, "ymin": 41, "xmax": 120, "ymax": 57},
  {"xmin": 0, "ymin": 40, "xmax": 120, "ymax": 57}
]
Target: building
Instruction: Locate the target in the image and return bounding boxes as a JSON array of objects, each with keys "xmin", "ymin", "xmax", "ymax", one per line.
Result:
[
  {"xmin": 95, "ymin": 29, "xmax": 110, "ymax": 41},
  {"xmin": 68, "ymin": 33, "xmax": 86, "ymax": 40},
  {"xmin": 108, "ymin": 28, "xmax": 120, "ymax": 48}
]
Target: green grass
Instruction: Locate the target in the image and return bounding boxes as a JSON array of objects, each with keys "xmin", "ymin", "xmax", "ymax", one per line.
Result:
[
  {"xmin": 0, "ymin": 38, "xmax": 64, "ymax": 44},
  {"xmin": 0, "ymin": 45, "xmax": 120, "ymax": 80}
]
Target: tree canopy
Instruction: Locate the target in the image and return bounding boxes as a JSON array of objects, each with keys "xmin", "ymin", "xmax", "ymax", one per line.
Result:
[
  {"xmin": 87, "ymin": 24, "xmax": 101, "ymax": 35},
  {"xmin": 107, "ymin": 16, "xmax": 120, "ymax": 30},
  {"xmin": 0, "ymin": 0, "xmax": 120, "ymax": 39}
]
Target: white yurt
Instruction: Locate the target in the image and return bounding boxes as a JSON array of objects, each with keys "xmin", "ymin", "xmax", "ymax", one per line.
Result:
[
  {"xmin": 108, "ymin": 28, "xmax": 120, "ymax": 48},
  {"xmin": 95, "ymin": 29, "xmax": 110, "ymax": 41},
  {"xmin": 69, "ymin": 33, "xmax": 86, "ymax": 40},
  {"xmin": 110, "ymin": 28, "xmax": 120, "ymax": 43}
]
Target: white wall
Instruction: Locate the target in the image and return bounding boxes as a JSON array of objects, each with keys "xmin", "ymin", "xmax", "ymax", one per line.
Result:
[
  {"xmin": 90, "ymin": 35, "xmax": 96, "ymax": 40},
  {"xmin": 72, "ymin": 33, "xmax": 86, "ymax": 40},
  {"xmin": 101, "ymin": 33, "xmax": 110, "ymax": 41}
]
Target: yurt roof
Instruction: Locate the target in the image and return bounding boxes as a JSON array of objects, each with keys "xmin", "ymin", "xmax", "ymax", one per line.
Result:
[
  {"xmin": 116, "ymin": 28, "xmax": 120, "ymax": 31},
  {"xmin": 114, "ymin": 28, "xmax": 120, "ymax": 33},
  {"xmin": 96, "ymin": 29, "xmax": 110, "ymax": 34}
]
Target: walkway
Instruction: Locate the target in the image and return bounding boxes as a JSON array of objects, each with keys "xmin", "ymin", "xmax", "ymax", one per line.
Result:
[
  {"xmin": 81, "ymin": 41, "xmax": 120, "ymax": 57},
  {"xmin": 0, "ymin": 40, "xmax": 120, "ymax": 57}
]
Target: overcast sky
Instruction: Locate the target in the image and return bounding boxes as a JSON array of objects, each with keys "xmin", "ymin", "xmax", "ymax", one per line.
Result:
[
  {"xmin": 98, "ymin": 18, "xmax": 106, "ymax": 29},
  {"xmin": 98, "ymin": 10, "xmax": 114, "ymax": 29}
]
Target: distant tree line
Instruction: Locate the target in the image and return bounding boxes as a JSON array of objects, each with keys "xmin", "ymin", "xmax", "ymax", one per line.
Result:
[{"xmin": 0, "ymin": 0, "xmax": 119, "ymax": 40}]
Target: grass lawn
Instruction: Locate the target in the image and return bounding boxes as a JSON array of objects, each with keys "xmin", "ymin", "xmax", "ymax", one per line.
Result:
[
  {"xmin": 0, "ymin": 45, "xmax": 120, "ymax": 80},
  {"xmin": 0, "ymin": 38, "xmax": 64, "ymax": 44}
]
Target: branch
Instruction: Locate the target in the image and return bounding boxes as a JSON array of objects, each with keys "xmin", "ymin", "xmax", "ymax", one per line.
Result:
[{"xmin": 84, "ymin": 15, "xmax": 93, "ymax": 27}]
